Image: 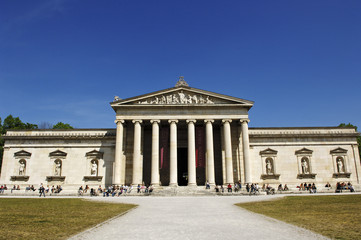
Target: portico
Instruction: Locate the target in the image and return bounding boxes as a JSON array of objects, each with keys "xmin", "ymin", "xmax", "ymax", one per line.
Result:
[
  {"xmin": 111, "ymin": 78, "xmax": 254, "ymax": 187},
  {"xmin": 2, "ymin": 77, "xmax": 359, "ymax": 191}
]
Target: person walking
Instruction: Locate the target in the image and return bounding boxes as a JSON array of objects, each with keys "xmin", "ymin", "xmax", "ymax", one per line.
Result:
[{"xmin": 39, "ymin": 183, "xmax": 45, "ymax": 197}]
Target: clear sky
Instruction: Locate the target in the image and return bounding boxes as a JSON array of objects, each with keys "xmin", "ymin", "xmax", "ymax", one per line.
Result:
[{"xmin": 1, "ymin": 0, "xmax": 360, "ymax": 129}]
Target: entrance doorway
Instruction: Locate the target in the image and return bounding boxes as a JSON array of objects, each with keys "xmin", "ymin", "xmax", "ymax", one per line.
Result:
[{"xmin": 177, "ymin": 148, "xmax": 188, "ymax": 186}]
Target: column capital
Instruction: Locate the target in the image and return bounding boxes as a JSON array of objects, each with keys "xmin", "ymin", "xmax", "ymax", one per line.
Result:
[
  {"xmin": 150, "ymin": 120, "xmax": 161, "ymax": 124},
  {"xmin": 132, "ymin": 120, "xmax": 143, "ymax": 124},
  {"xmin": 204, "ymin": 119, "xmax": 214, "ymax": 123},
  {"xmin": 114, "ymin": 119, "xmax": 125, "ymax": 124},
  {"xmin": 240, "ymin": 119, "xmax": 250, "ymax": 124},
  {"xmin": 222, "ymin": 119, "xmax": 232, "ymax": 124},
  {"xmin": 186, "ymin": 119, "xmax": 196, "ymax": 124},
  {"xmin": 168, "ymin": 120, "xmax": 179, "ymax": 124}
]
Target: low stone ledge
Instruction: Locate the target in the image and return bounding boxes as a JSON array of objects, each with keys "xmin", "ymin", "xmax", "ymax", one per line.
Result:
[
  {"xmin": 297, "ymin": 173, "xmax": 317, "ymax": 179},
  {"xmin": 10, "ymin": 176, "xmax": 30, "ymax": 181},
  {"xmin": 333, "ymin": 172, "xmax": 351, "ymax": 178},
  {"xmin": 46, "ymin": 176, "xmax": 66, "ymax": 181},
  {"xmin": 260, "ymin": 174, "xmax": 280, "ymax": 180},
  {"xmin": 83, "ymin": 176, "xmax": 103, "ymax": 181}
]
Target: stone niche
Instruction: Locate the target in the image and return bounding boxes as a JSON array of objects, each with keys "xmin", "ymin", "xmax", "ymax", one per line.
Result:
[
  {"xmin": 295, "ymin": 148, "xmax": 317, "ymax": 179},
  {"xmin": 260, "ymin": 148, "xmax": 280, "ymax": 180},
  {"xmin": 11, "ymin": 150, "xmax": 32, "ymax": 182},
  {"xmin": 83, "ymin": 150, "xmax": 104, "ymax": 182},
  {"xmin": 330, "ymin": 148, "xmax": 351, "ymax": 178}
]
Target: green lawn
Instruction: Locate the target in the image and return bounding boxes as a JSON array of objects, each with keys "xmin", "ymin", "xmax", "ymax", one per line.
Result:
[
  {"xmin": 237, "ymin": 195, "xmax": 361, "ymax": 240},
  {"xmin": 0, "ymin": 198, "xmax": 136, "ymax": 240}
]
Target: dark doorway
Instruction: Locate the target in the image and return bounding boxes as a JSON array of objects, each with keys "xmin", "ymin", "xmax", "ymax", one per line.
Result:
[{"xmin": 177, "ymin": 148, "xmax": 188, "ymax": 186}]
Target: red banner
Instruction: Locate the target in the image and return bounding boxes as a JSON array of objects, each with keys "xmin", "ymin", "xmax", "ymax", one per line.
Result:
[
  {"xmin": 160, "ymin": 126, "xmax": 169, "ymax": 169},
  {"xmin": 196, "ymin": 126, "xmax": 205, "ymax": 168}
]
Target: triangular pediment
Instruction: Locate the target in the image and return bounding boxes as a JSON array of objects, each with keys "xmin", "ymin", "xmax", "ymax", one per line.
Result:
[
  {"xmin": 85, "ymin": 150, "xmax": 104, "ymax": 158},
  {"xmin": 330, "ymin": 147, "xmax": 348, "ymax": 154},
  {"xmin": 295, "ymin": 148, "xmax": 313, "ymax": 155},
  {"xmin": 111, "ymin": 86, "xmax": 254, "ymax": 107},
  {"xmin": 49, "ymin": 150, "xmax": 67, "ymax": 157},
  {"xmin": 14, "ymin": 150, "xmax": 31, "ymax": 157},
  {"xmin": 260, "ymin": 148, "xmax": 278, "ymax": 155}
]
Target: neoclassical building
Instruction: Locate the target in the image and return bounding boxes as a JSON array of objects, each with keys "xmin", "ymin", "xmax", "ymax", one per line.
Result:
[{"xmin": 1, "ymin": 78, "xmax": 360, "ymax": 190}]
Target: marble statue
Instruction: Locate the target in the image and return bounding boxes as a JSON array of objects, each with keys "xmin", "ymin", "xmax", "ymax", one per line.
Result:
[
  {"xmin": 266, "ymin": 159, "xmax": 273, "ymax": 174},
  {"xmin": 337, "ymin": 158, "xmax": 344, "ymax": 173},
  {"xmin": 91, "ymin": 161, "xmax": 98, "ymax": 176},
  {"xmin": 19, "ymin": 162, "xmax": 25, "ymax": 176},
  {"xmin": 55, "ymin": 161, "xmax": 61, "ymax": 176},
  {"xmin": 301, "ymin": 159, "xmax": 309, "ymax": 174}
]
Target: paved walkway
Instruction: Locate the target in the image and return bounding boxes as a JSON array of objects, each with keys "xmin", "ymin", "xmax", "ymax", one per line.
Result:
[{"xmin": 69, "ymin": 195, "xmax": 328, "ymax": 240}]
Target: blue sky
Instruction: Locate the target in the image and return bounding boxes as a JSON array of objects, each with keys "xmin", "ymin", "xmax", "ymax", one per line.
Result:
[{"xmin": 1, "ymin": 0, "xmax": 360, "ymax": 129}]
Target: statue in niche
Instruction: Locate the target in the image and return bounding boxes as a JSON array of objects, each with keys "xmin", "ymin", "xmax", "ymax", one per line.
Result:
[
  {"xmin": 19, "ymin": 161, "xmax": 26, "ymax": 176},
  {"xmin": 337, "ymin": 158, "xmax": 344, "ymax": 173},
  {"xmin": 301, "ymin": 158, "xmax": 309, "ymax": 174},
  {"xmin": 54, "ymin": 161, "xmax": 62, "ymax": 176},
  {"xmin": 91, "ymin": 160, "xmax": 98, "ymax": 176},
  {"xmin": 266, "ymin": 159, "xmax": 273, "ymax": 174}
]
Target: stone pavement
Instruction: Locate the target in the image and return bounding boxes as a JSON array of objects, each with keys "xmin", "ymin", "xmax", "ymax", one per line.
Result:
[{"xmin": 69, "ymin": 195, "xmax": 329, "ymax": 240}]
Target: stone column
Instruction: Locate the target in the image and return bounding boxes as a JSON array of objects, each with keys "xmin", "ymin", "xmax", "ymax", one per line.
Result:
[
  {"xmin": 150, "ymin": 120, "xmax": 160, "ymax": 186},
  {"xmin": 205, "ymin": 119, "xmax": 215, "ymax": 185},
  {"xmin": 169, "ymin": 120, "xmax": 178, "ymax": 186},
  {"xmin": 222, "ymin": 119, "xmax": 233, "ymax": 185},
  {"xmin": 241, "ymin": 119, "xmax": 251, "ymax": 183},
  {"xmin": 114, "ymin": 119, "xmax": 124, "ymax": 185},
  {"xmin": 132, "ymin": 120, "xmax": 143, "ymax": 185},
  {"xmin": 187, "ymin": 120, "xmax": 197, "ymax": 186}
]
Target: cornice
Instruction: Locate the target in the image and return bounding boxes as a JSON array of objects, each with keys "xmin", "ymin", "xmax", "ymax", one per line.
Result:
[{"xmin": 3, "ymin": 129, "xmax": 116, "ymax": 140}]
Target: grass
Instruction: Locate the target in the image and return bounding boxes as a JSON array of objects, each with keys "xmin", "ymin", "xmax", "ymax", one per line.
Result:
[
  {"xmin": 0, "ymin": 198, "xmax": 136, "ymax": 240},
  {"xmin": 236, "ymin": 195, "xmax": 361, "ymax": 240}
]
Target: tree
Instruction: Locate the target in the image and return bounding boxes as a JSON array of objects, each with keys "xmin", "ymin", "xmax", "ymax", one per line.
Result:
[
  {"xmin": 0, "ymin": 115, "xmax": 38, "ymax": 171},
  {"xmin": 2, "ymin": 115, "xmax": 38, "ymax": 131},
  {"xmin": 338, "ymin": 123, "xmax": 358, "ymax": 131},
  {"xmin": 0, "ymin": 117, "xmax": 3, "ymax": 134},
  {"xmin": 53, "ymin": 122, "xmax": 73, "ymax": 129}
]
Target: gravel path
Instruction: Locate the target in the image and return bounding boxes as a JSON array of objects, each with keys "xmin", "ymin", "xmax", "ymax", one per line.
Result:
[{"xmin": 69, "ymin": 195, "xmax": 329, "ymax": 240}]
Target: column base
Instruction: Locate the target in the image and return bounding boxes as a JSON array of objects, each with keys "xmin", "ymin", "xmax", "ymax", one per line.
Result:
[
  {"xmin": 169, "ymin": 183, "xmax": 178, "ymax": 187},
  {"xmin": 187, "ymin": 183, "xmax": 197, "ymax": 187}
]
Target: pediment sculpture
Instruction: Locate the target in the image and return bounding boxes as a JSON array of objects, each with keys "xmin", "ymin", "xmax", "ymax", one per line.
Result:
[{"xmin": 137, "ymin": 91, "xmax": 214, "ymax": 105}]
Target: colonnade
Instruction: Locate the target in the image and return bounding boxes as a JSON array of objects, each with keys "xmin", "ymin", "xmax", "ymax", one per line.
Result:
[{"xmin": 114, "ymin": 118, "xmax": 251, "ymax": 186}]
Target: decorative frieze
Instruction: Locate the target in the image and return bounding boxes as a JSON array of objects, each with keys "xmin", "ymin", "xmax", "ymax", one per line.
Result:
[{"xmin": 137, "ymin": 91, "xmax": 214, "ymax": 105}]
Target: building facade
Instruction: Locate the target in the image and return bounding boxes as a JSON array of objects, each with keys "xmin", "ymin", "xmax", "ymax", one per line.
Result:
[{"xmin": 1, "ymin": 78, "xmax": 360, "ymax": 190}]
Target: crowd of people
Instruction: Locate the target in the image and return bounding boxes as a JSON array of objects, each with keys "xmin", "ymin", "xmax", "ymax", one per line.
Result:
[
  {"xmin": 214, "ymin": 181, "xmax": 243, "ymax": 193},
  {"xmin": 78, "ymin": 184, "xmax": 154, "ymax": 197},
  {"xmin": 297, "ymin": 182, "xmax": 318, "ymax": 193},
  {"xmin": 0, "ymin": 181, "xmax": 357, "ymax": 196},
  {"xmin": 336, "ymin": 182, "xmax": 354, "ymax": 192},
  {"xmin": 213, "ymin": 182, "xmax": 289, "ymax": 194}
]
